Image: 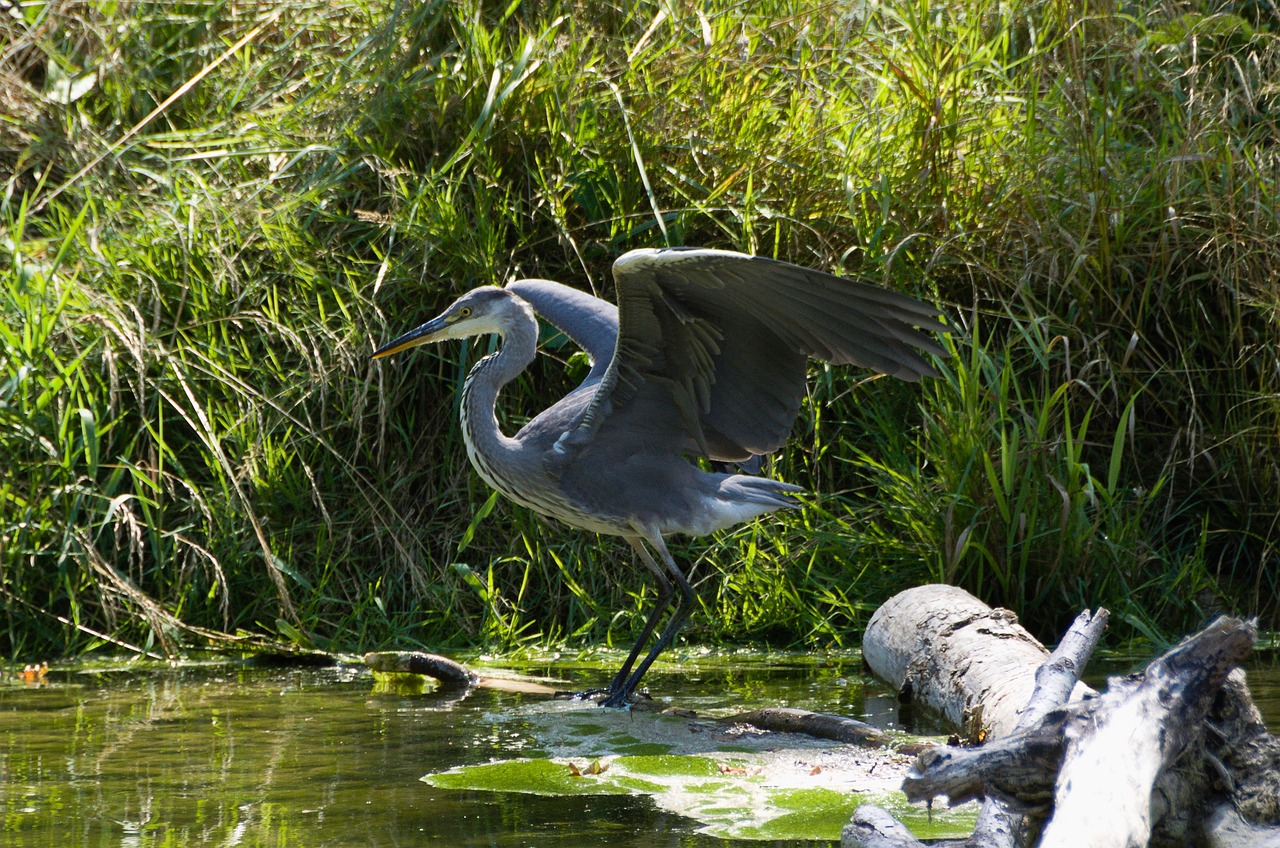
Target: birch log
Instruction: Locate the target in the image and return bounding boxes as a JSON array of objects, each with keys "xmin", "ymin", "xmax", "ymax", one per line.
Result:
[{"xmin": 862, "ymin": 584, "xmax": 1093, "ymax": 738}]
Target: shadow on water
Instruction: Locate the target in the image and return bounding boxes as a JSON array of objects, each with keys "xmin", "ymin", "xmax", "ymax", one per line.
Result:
[{"xmin": 1, "ymin": 652, "xmax": 1276, "ymax": 847}]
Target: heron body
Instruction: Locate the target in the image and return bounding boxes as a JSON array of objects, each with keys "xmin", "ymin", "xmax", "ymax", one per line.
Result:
[{"xmin": 373, "ymin": 247, "xmax": 949, "ymax": 707}]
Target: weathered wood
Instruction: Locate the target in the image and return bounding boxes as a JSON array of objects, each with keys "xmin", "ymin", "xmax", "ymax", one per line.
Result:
[
  {"xmin": 843, "ymin": 805, "xmax": 928, "ymax": 848},
  {"xmin": 724, "ymin": 708, "xmax": 889, "ymax": 747},
  {"xmin": 845, "ymin": 601, "xmax": 1108, "ymax": 848},
  {"xmin": 852, "ymin": 585, "xmax": 1280, "ymax": 848},
  {"xmin": 1103, "ymin": 657, "xmax": 1280, "ymax": 848},
  {"xmin": 1211, "ymin": 671, "xmax": 1280, "ymax": 825},
  {"xmin": 1203, "ymin": 803, "xmax": 1280, "ymax": 848},
  {"xmin": 901, "ymin": 711, "xmax": 1069, "ymax": 809},
  {"xmin": 894, "ymin": 616, "xmax": 1280, "ymax": 848},
  {"xmin": 966, "ymin": 607, "xmax": 1109, "ymax": 848},
  {"xmin": 863, "ymin": 585, "xmax": 1093, "ymax": 739},
  {"xmin": 1018, "ymin": 607, "xmax": 1109, "ymax": 728},
  {"xmin": 1038, "ymin": 617, "xmax": 1256, "ymax": 848}
]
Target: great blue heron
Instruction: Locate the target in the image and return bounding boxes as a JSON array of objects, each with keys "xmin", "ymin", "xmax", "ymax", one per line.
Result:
[{"xmin": 373, "ymin": 247, "xmax": 948, "ymax": 707}]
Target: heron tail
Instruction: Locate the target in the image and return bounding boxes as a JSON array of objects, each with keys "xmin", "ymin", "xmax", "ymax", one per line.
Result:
[{"xmin": 719, "ymin": 475, "xmax": 805, "ymax": 511}]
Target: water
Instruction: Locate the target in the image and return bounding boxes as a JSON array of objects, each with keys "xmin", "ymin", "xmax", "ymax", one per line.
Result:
[
  {"xmin": 0, "ymin": 653, "xmax": 908, "ymax": 848},
  {"xmin": 1, "ymin": 652, "xmax": 1276, "ymax": 847}
]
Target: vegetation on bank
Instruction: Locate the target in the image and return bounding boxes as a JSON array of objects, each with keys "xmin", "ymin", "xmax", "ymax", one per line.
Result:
[{"xmin": 1, "ymin": 0, "xmax": 1277, "ymax": 659}]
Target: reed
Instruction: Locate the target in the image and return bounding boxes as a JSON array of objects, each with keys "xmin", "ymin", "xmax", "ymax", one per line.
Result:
[{"xmin": 2, "ymin": 0, "xmax": 1275, "ymax": 658}]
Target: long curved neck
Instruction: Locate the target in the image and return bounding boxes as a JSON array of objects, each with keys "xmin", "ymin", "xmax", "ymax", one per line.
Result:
[{"xmin": 459, "ymin": 296, "xmax": 538, "ymax": 491}]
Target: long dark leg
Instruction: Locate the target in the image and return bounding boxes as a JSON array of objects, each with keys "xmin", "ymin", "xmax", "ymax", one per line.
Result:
[
  {"xmin": 601, "ymin": 537, "xmax": 674, "ymax": 695},
  {"xmin": 601, "ymin": 534, "xmax": 695, "ymax": 708}
]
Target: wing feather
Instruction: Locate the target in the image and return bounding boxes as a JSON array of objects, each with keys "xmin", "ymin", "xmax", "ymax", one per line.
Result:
[{"xmin": 561, "ymin": 247, "xmax": 950, "ymax": 462}]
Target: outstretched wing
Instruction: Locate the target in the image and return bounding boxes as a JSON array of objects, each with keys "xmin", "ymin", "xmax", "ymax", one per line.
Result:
[
  {"xmin": 506, "ymin": 278, "xmax": 617, "ymax": 388},
  {"xmin": 563, "ymin": 247, "xmax": 949, "ymax": 462}
]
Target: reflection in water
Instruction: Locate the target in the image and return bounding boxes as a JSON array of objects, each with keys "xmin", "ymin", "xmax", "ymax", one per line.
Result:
[{"xmin": 0, "ymin": 655, "xmax": 1275, "ymax": 847}]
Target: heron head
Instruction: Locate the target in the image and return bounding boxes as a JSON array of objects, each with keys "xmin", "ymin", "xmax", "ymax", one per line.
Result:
[{"xmin": 372, "ymin": 287, "xmax": 513, "ymax": 359}]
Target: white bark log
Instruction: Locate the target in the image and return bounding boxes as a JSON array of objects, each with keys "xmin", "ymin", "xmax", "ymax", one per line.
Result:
[
  {"xmin": 847, "ymin": 595, "xmax": 1107, "ymax": 848},
  {"xmin": 862, "ymin": 585, "xmax": 1092, "ymax": 738}
]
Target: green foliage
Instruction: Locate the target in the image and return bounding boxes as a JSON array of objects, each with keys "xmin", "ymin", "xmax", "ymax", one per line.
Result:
[{"xmin": 2, "ymin": 0, "xmax": 1277, "ymax": 657}]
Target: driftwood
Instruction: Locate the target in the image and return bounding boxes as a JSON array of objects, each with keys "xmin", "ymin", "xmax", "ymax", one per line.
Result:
[
  {"xmin": 1031, "ymin": 618, "xmax": 1257, "ymax": 847},
  {"xmin": 847, "ymin": 586, "xmax": 1280, "ymax": 848}
]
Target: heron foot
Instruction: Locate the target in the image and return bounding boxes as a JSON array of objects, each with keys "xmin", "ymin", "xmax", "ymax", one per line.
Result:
[
  {"xmin": 598, "ymin": 688, "xmax": 651, "ymax": 709},
  {"xmin": 553, "ymin": 687, "xmax": 610, "ymax": 701},
  {"xmin": 550, "ymin": 687, "xmax": 651, "ymax": 708}
]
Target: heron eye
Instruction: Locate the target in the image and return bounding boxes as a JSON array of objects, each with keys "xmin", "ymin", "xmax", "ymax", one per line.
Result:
[{"xmin": 459, "ymin": 307, "xmax": 472, "ymax": 318}]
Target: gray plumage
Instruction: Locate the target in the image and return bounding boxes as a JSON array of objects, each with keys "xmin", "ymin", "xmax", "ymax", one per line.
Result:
[{"xmin": 373, "ymin": 247, "xmax": 949, "ymax": 707}]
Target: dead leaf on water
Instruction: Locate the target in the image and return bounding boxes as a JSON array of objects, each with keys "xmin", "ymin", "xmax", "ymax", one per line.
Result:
[
  {"xmin": 568, "ymin": 760, "xmax": 608, "ymax": 777},
  {"xmin": 18, "ymin": 663, "xmax": 48, "ymax": 685}
]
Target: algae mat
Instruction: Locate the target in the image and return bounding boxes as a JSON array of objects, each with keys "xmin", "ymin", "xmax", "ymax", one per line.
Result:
[{"xmin": 421, "ymin": 698, "xmax": 976, "ymax": 841}]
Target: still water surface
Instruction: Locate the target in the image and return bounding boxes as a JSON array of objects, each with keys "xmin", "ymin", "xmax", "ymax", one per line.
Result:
[{"xmin": 2, "ymin": 651, "xmax": 1276, "ymax": 847}]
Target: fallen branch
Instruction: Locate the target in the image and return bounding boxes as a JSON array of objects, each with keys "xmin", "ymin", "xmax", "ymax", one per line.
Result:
[
  {"xmin": 724, "ymin": 708, "xmax": 889, "ymax": 747},
  {"xmin": 844, "ymin": 806, "xmax": 927, "ymax": 848},
  {"xmin": 362, "ymin": 650, "xmax": 560, "ymax": 694},
  {"xmin": 364, "ymin": 651, "xmax": 479, "ymax": 686}
]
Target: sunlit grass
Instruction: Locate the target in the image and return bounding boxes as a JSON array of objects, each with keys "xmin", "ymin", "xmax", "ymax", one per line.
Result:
[{"xmin": 2, "ymin": 0, "xmax": 1277, "ymax": 658}]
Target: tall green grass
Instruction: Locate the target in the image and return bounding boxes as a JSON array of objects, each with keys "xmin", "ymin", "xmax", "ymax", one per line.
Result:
[{"xmin": 1, "ymin": 0, "xmax": 1276, "ymax": 658}]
